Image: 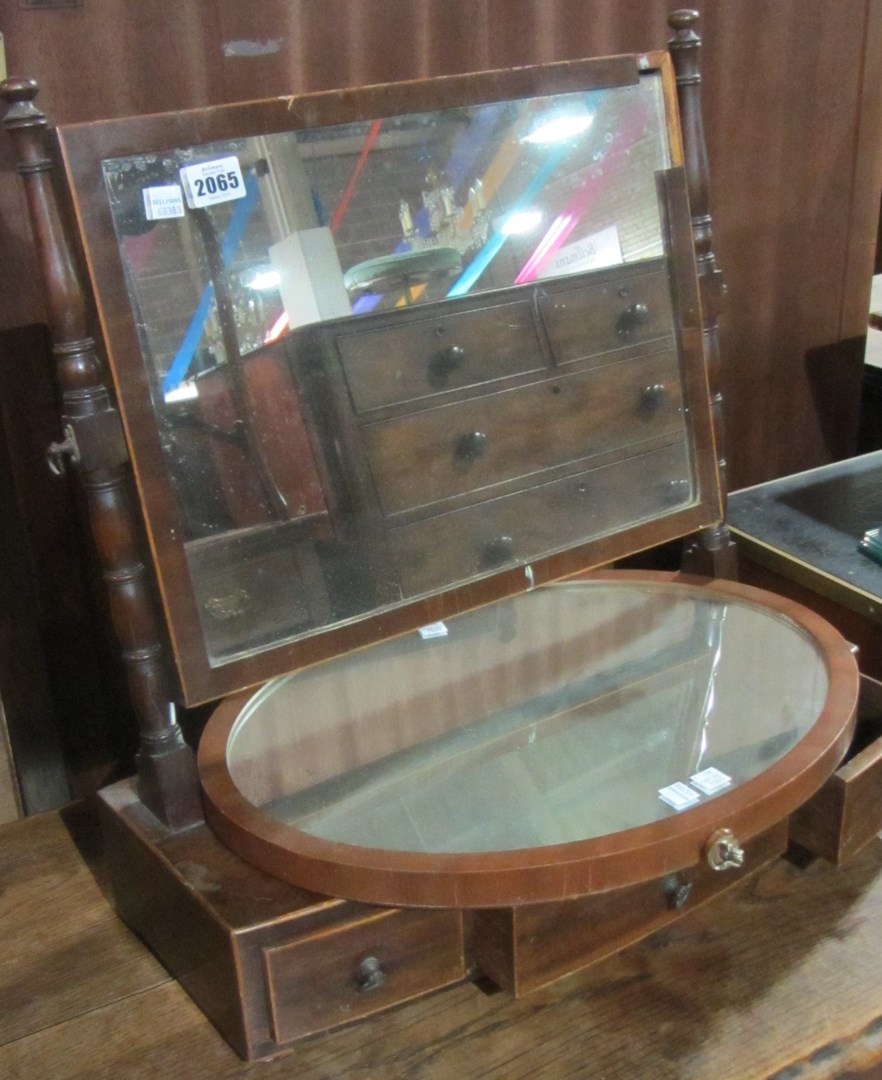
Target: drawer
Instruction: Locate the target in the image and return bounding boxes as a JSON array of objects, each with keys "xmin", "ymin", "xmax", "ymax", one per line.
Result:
[
  {"xmin": 391, "ymin": 440, "xmax": 694, "ymax": 598},
  {"xmin": 539, "ymin": 267, "xmax": 674, "ymax": 365},
  {"xmin": 335, "ymin": 298, "xmax": 544, "ymax": 413},
  {"xmin": 363, "ymin": 349, "xmax": 685, "ymax": 517},
  {"xmin": 262, "ymin": 907, "xmax": 465, "ymax": 1043},
  {"xmin": 788, "ymin": 674, "xmax": 882, "ymax": 864},
  {"xmin": 470, "ymin": 820, "xmax": 788, "ymax": 996}
]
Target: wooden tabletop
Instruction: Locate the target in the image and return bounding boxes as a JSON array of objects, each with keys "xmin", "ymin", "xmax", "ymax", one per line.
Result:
[{"xmin": 3, "ymin": 802, "xmax": 882, "ymax": 1079}]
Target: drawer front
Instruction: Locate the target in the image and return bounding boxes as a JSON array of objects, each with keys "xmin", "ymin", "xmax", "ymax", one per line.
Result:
[
  {"xmin": 788, "ymin": 721, "xmax": 882, "ymax": 865},
  {"xmin": 363, "ymin": 349, "xmax": 684, "ymax": 517},
  {"xmin": 539, "ymin": 268, "xmax": 674, "ymax": 365},
  {"xmin": 392, "ymin": 440, "xmax": 694, "ymax": 598},
  {"xmin": 263, "ymin": 907, "xmax": 465, "ymax": 1043},
  {"xmin": 336, "ymin": 299, "xmax": 544, "ymax": 413},
  {"xmin": 470, "ymin": 820, "xmax": 788, "ymax": 996}
]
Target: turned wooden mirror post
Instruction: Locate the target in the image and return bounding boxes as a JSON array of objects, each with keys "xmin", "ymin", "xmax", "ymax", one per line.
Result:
[
  {"xmin": 0, "ymin": 78, "xmax": 201, "ymax": 829},
  {"xmin": 669, "ymin": 9, "xmax": 736, "ymax": 577}
]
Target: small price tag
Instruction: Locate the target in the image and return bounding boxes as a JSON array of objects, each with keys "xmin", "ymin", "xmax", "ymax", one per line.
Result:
[
  {"xmin": 142, "ymin": 184, "xmax": 185, "ymax": 221},
  {"xmin": 418, "ymin": 622, "xmax": 448, "ymax": 640},
  {"xmin": 180, "ymin": 156, "xmax": 247, "ymax": 209},
  {"xmin": 690, "ymin": 767, "xmax": 732, "ymax": 796},
  {"xmin": 658, "ymin": 782, "xmax": 700, "ymax": 812}
]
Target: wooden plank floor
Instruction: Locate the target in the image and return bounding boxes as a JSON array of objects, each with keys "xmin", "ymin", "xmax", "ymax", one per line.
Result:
[{"xmin": 3, "ymin": 803, "xmax": 882, "ymax": 1078}]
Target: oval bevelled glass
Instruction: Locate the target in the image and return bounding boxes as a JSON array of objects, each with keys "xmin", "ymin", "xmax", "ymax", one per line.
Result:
[{"xmin": 225, "ymin": 581, "xmax": 828, "ymax": 854}]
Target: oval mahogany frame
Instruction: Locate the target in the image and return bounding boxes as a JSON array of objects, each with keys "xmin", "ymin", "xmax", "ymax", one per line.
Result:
[{"xmin": 199, "ymin": 571, "xmax": 859, "ymax": 908}]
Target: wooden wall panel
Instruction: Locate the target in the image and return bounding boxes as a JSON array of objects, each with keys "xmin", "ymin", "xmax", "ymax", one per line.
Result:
[
  {"xmin": 844, "ymin": 0, "xmax": 882, "ymax": 334},
  {"xmin": 2, "ymin": 0, "xmax": 880, "ymax": 487},
  {"xmin": 704, "ymin": 0, "xmax": 880, "ymax": 483}
]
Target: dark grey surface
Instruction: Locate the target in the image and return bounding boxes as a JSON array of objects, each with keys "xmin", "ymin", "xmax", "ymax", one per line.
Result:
[{"xmin": 728, "ymin": 451, "xmax": 882, "ymax": 600}]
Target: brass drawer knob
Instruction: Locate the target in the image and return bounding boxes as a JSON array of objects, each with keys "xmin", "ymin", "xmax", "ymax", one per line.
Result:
[
  {"xmin": 704, "ymin": 828, "xmax": 745, "ymax": 872},
  {"xmin": 355, "ymin": 955, "xmax": 385, "ymax": 993}
]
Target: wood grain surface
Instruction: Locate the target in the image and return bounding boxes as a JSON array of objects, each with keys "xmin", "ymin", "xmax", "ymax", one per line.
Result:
[{"xmin": 2, "ymin": 801, "xmax": 882, "ymax": 1077}]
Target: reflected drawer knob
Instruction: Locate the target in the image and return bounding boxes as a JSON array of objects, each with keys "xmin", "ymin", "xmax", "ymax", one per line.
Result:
[
  {"xmin": 616, "ymin": 302, "xmax": 650, "ymax": 338},
  {"xmin": 454, "ymin": 431, "xmax": 488, "ymax": 463},
  {"xmin": 639, "ymin": 383, "xmax": 667, "ymax": 417},
  {"xmin": 704, "ymin": 828, "xmax": 745, "ymax": 872},
  {"xmin": 481, "ymin": 535, "xmax": 516, "ymax": 567},
  {"xmin": 355, "ymin": 955, "xmax": 385, "ymax": 992},
  {"xmin": 429, "ymin": 344, "xmax": 466, "ymax": 381}
]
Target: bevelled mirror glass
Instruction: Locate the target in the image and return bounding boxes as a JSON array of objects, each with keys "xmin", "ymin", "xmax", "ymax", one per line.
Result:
[{"xmin": 56, "ymin": 53, "xmax": 720, "ymax": 702}]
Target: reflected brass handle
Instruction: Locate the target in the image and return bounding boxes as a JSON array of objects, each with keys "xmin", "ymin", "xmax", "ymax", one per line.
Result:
[
  {"xmin": 47, "ymin": 425, "xmax": 79, "ymax": 476},
  {"xmin": 454, "ymin": 431, "xmax": 488, "ymax": 463},
  {"xmin": 616, "ymin": 302, "xmax": 649, "ymax": 338},
  {"xmin": 355, "ymin": 955, "xmax": 385, "ymax": 992}
]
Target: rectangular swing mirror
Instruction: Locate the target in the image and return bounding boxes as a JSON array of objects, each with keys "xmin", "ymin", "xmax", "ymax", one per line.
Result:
[{"xmin": 56, "ymin": 52, "xmax": 720, "ymax": 703}]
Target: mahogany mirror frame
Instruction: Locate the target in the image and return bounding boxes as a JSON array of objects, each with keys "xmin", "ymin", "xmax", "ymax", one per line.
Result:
[{"xmin": 52, "ymin": 49, "xmax": 720, "ymax": 707}]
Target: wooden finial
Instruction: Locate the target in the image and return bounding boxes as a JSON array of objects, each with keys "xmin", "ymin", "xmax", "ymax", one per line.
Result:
[
  {"xmin": 668, "ymin": 9, "xmax": 700, "ymax": 37},
  {"xmin": 1, "ymin": 77, "xmax": 49, "ymax": 142},
  {"xmin": 1, "ymin": 75, "xmax": 41, "ymax": 108}
]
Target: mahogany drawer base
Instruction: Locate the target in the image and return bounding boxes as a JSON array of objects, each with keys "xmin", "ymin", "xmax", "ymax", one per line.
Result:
[
  {"xmin": 98, "ymin": 780, "xmax": 467, "ymax": 1061},
  {"xmin": 99, "ymin": 779, "xmax": 797, "ymax": 1062}
]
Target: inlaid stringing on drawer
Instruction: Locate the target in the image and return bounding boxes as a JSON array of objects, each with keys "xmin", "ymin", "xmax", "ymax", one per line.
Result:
[{"xmin": 262, "ymin": 907, "xmax": 465, "ymax": 1044}]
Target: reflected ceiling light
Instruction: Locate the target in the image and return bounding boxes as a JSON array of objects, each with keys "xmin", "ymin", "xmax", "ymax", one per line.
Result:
[
  {"xmin": 242, "ymin": 266, "xmax": 281, "ymax": 291},
  {"xmin": 523, "ymin": 112, "xmax": 594, "ymax": 146},
  {"xmin": 164, "ymin": 381, "xmax": 199, "ymax": 404},
  {"xmin": 499, "ymin": 209, "xmax": 543, "ymax": 236}
]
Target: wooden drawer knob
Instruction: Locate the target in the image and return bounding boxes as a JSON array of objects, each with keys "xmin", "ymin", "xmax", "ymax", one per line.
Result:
[
  {"xmin": 480, "ymin": 535, "xmax": 516, "ymax": 567},
  {"xmin": 616, "ymin": 301, "xmax": 650, "ymax": 339},
  {"xmin": 639, "ymin": 382, "xmax": 668, "ymax": 417},
  {"xmin": 429, "ymin": 344, "xmax": 466, "ymax": 382},
  {"xmin": 454, "ymin": 430, "xmax": 488, "ymax": 463},
  {"xmin": 354, "ymin": 955, "xmax": 385, "ymax": 992},
  {"xmin": 663, "ymin": 874, "xmax": 693, "ymax": 910}
]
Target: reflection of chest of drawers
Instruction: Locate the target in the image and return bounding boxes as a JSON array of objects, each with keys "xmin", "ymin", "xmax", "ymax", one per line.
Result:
[{"xmin": 294, "ymin": 257, "xmax": 693, "ymax": 600}]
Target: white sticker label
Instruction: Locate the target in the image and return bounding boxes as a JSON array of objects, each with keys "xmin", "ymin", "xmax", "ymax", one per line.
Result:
[
  {"xmin": 418, "ymin": 621, "xmax": 448, "ymax": 640},
  {"xmin": 179, "ymin": 156, "xmax": 246, "ymax": 209},
  {"xmin": 142, "ymin": 184, "xmax": 185, "ymax": 221},
  {"xmin": 690, "ymin": 767, "xmax": 732, "ymax": 796},
  {"xmin": 658, "ymin": 782, "xmax": 700, "ymax": 812}
]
